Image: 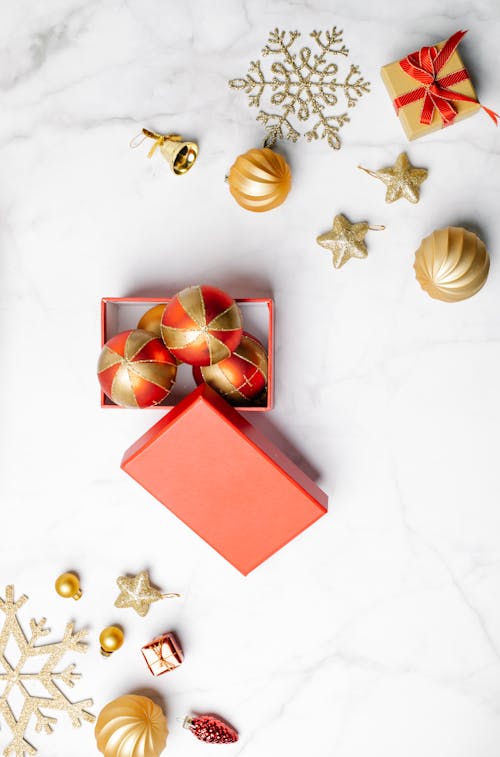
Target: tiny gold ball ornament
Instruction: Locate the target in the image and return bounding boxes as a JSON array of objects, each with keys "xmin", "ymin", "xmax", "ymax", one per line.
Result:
[
  {"xmin": 99, "ymin": 626, "xmax": 124, "ymax": 657},
  {"xmin": 95, "ymin": 694, "xmax": 168, "ymax": 757},
  {"xmin": 414, "ymin": 226, "xmax": 490, "ymax": 302},
  {"xmin": 54, "ymin": 572, "xmax": 82, "ymax": 600},
  {"xmin": 137, "ymin": 304, "xmax": 168, "ymax": 338},
  {"xmin": 228, "ymin": 147, "xmax": 291, "ymax": 212}
]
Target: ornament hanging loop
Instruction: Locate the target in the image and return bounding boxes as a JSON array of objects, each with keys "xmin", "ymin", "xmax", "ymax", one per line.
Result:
[
  {"xmin": 368, "ymin": 224, "xmax": 385, "ymax": 231},
  {"xmin": 262, "ymin": 132, "xmax": 277, "ymax": 149},
  {"xmin": 131, "ymin": 128, "xmax": 198, "ymax": 175}
]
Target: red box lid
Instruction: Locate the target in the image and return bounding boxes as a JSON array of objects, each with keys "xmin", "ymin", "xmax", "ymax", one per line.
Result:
[{"xmin": 121, "ymin": 385, "xmax": 328, "ymax": 575}]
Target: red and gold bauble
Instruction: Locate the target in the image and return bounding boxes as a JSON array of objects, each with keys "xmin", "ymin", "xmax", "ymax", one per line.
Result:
[
  {"xmin": 228, "ymin": 147, "xmax": 291, "ymax": 212},
  {"xmin": 161, "ymin": 285, "xmax": 243, "ymax": 366},
  {"xmin": 193, "ymin": 332, "xmax": 267, "ymax": 404},
  {"xmin": 137, "ymin": 303, "xmax": 167, "ymax": 338},
  {"xmin": 98, "ymin": 329, "xmax": 177, "ymax": 408}
]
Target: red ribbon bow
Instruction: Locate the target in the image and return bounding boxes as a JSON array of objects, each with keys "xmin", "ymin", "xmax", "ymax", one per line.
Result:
[{"xmin": 394, "ymin": 30, "xmax": 498, "ymax": 127}]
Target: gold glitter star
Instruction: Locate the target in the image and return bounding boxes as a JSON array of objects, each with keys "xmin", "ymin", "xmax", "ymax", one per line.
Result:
[
  {"xmin": 317, "ymin": 213, "xmax": 383, "ymax": 269},
  {"xmin": 114, "ymin": 570, "xmax": 180, "ymax": 618},
  {"xmin": 358, "ymin": 152, "xmax": 428, "ymax": 203}
]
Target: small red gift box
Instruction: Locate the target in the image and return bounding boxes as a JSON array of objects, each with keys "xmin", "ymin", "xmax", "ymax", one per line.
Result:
[
  {"xmin": 121, "ymin": 384, "xmax": 328, "ymax": 575},
  {"xmin": 101, "ymin": 297, "xmax": 274, "ymax": 412},
  {"xmin": 141, "ymin": 632, "xmax": 183, "ymax": 676}
]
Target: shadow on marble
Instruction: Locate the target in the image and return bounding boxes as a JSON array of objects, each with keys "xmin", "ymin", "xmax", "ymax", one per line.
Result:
[
  {"xmin": 450, "ymin": 218, "xmax": 490, "ymax": 250},
  {"xmin": 127, "ymin": 686, "xmax": 168, "ymax": 715},
  {"xmin": 125, "ymin": 273, "xmax": 273, "ymax": 300}
]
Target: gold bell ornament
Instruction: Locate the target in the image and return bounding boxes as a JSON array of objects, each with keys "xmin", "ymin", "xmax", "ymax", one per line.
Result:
[
  {"xmin": 95, "ymin": 694, "xmax": 168, "ymax": 757},
  {"xmin": 414, "ymin": 226, "xmax": 489, "ymax": 302},
  {"xmin": 132, "ymin": 128, "xmax": 198, "ymax": 175},
  {"xmin": 227, "ymin": 140, "xmax": 292, "ymax": 212}
]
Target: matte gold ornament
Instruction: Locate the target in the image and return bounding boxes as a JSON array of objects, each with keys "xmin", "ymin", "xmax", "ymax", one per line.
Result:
[
  {"xmin": 316, "ymin": 213, "xmax": 385, "ymax": 269},
  {"xmin": 95, "ymin": 694, "xmax": 168, "ymax": 757},
  {"xmin": 55, "ymin": 572, "xmax": 82, "ymax": 600},
  {"xmin": 132, "ymin": 128, "xmax": 198, "ymax": 175},
  {"xmin": 99, "ymin": 626, "xmax": 124, "ymax": 657},
  {"xmin": 358, "ymin": 152, "xmax": 428, "ymax": 203},
  {"xmin": 114, "ymin": 569, "xmax": 180, "ymax": 618},
  {"xmin": 0, "ymin": 585, "xmax": 94, "ymax": 756},
  {"xmin": 414, "ymin": 226, "xmax": 489, "ymax": 302},
  {"xmin": 228, "ymin": 147, "xmax": 291, "ymax": 212},
  {"xmin": 137, "ymin": 304, "xmax": 168, "ymax": 338}
]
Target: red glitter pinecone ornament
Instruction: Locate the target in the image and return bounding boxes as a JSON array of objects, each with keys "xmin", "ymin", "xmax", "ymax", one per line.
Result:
[{"xmin": 183, "ymin": 714, "xmax": 238, "ymax": 744}]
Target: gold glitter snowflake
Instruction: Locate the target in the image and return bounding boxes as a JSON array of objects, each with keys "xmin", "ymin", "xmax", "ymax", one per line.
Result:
[
  {"xmin": 229, "ymin": 28, "xmax": 370, "ymax": 150},
  {"xmin": 0, "ymin": 586, "xmax": 94, "ymax": 757}
]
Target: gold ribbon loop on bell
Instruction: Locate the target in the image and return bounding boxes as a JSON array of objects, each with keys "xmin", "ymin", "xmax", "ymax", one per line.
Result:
[{"xmin": 141, "ymin": 129, "xmax": 182, "ymax": 159}]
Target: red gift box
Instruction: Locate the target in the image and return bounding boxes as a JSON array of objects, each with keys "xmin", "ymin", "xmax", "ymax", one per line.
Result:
[
  {"xmin": 101, "ymin": 297, "xmax": 273, "ymax": 411},
  {"xmin": 141, "ymin": 632, "xmax": 183, "ymax": 676},
  {"xmin": 121, "ymin": 385, "xmax": 328, "ymax": 575}
]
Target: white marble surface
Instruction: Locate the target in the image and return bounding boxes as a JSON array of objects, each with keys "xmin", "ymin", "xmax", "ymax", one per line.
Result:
[{"xmin": 1, "ymin": 1, "xmax": 500, "ymax": 755}]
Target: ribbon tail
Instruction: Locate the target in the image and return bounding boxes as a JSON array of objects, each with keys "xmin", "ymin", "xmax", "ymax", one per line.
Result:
[
  {"xmin": 147, "ymin": 140, "xmax": 162, "ymax": 159},
  {"xmin": 420, "ymin": 91, "xmax": 436, "ymax": 125},
  {"xmin": 433, "ymin": 29, "xmax": 468, "ymax": 72},
  {"xmin": 482, "ymin": 105, "xmax": 499, "ymax": 125}
]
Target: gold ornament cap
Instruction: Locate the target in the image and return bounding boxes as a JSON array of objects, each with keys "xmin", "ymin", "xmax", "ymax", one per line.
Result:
[
  {"xmin": 95, "ymin": 694, "xmax": 168, "ymax": 757},
  {"xmin": 55, "ymin": 572, "xmax": 82, "ymax": 600},
  {"xmin": 414, "ymin": 226, "xmax": 489, "ymax": 302},
  {"xmin": 99, "ymin": 626, "xmax": 124, "ymax": 657}
]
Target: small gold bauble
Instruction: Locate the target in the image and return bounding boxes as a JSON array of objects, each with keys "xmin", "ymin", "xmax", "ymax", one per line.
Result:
[
  {"xmin": 95, "ymin": 694, "xmax": 168, "ymax": 757},
  {"xmin": 228, "ymin": 147, "xmax": 291, "ymax": 212},
  {"xmin": 99, "ymin": 626, "xmax": 124, "ymax": 657},
  {"xmin": 414, "ymin": 226, "xmax": 490, "ymax": 302},
  {"xmin": 137, "ymin": 304, "xmax": 168, "ymax": 338},
  {"xmin": 54, "ymin": 572, "xmax": 82, "ymax": 600}
]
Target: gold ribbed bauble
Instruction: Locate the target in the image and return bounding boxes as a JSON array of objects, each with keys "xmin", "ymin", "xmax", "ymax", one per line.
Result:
[
  {"xmin": 228, "ymin": 147, "xmax": 291, "ymax": 212},
  {"xmin": 414, "ymin": 226, "xmax": 489, "ymax": 302},
  {"xmin": 95, "ymin": 694, "xmax": 168, "ymax": 757}
]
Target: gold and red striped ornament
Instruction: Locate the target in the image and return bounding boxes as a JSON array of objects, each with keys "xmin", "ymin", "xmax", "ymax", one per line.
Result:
[
  {"xmin": 161, "ymin": 285, "xmax": 243, "ymax": 366},
  {"xmin": 193, "ymin": 332, "xmax": 267, "ymax": 404},
  {"xmin": 98, "ymin": 329, "xmax": 177, "ymax": 408}
]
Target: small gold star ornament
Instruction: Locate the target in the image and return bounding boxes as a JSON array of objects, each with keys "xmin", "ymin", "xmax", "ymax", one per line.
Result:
[
  {"xmin": 114, "ymin": 570, "xmax": 180, "ymax": 618},
  {"xmin": 358, "ymin": 152, "xmax": 428, "ymax": 203},
  {"xmin": 316, "ymin": 213, "xmax": 385, "ymax": 269}
]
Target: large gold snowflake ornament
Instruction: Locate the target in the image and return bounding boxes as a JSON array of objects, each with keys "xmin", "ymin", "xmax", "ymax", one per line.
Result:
[
  {"xmin": 229, "ymin": 28, "xmax": 370, "ymax": 150},
  {"xmin": 0, "ymin": 586, "xmax": 94, "ymax": 756}
]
